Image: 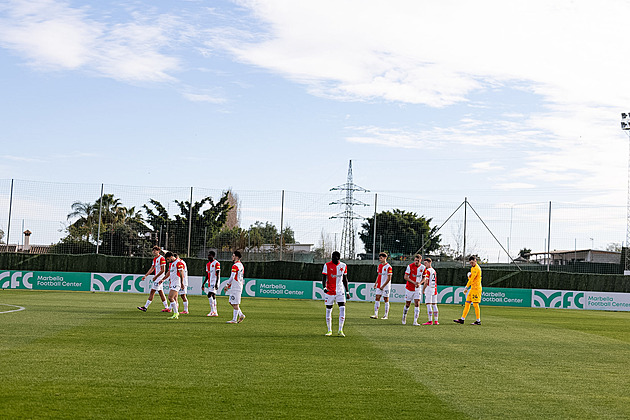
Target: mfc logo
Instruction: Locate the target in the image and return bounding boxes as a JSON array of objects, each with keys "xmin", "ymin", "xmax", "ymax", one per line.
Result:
[
  {"xmin": 0, "ymin": 271, "xmax": 34, "ymax": 289},
  {"xmin": 533, "ymin": 290, "xmax": 584, "ymax": 309},
  {"xmin": 91, "ymin": 273, "xmax": 144, "ymax": 293},
  {"xmin": 438, "ymin": 287, "xmax": 467, "ymax": 304},
  {"xmin": 312, "ymin": 282, "xmax": 367, "ymax": 301}
]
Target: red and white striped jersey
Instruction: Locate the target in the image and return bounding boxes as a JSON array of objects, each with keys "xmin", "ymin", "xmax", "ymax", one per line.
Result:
[
  {"xmin": 423, "ymin": 267, "xmax": 437, "ymax": 294},
  {"xmin": 405, "ymin": 263, "xmax": 425, "ymax": 291},
  {"xmin": 228, "ymin": 261, "xmax": 245, "ymax": 292},
  {"xmin": 322, "ymin": 261, "xmax": 347, "ymax": 295},
  {"xmin": 206, "ymin": 260, "xmax": 221, "ymax": 287},
  {"xmin": 376, "ymin": 263, "xmax": 392, "ymax": 288},
  {"xmin": 153, "ymin": 255, "xmax": 166, "ymax": 280}
]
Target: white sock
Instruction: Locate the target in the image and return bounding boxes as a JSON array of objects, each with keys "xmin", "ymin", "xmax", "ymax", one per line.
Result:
[
  {"xmin": 326, "ymin": 308, "xmax": 332, "ymax": 331},
  {"xmin": 374, "ymin": 301, "xmax": 380, "ymax": 315},
  {"xmin": 232, "ymin": 309, "xmax": 239, "ymax": 321},
  {"xmin": 403, "ymin": 306, "xmax": 409, "ymax": 318},
  {"xmin": 238, "ymin": 309, "xmax": 244, "ymax": 318},
  {"xmin": 183, "ymin": 301, "xmax": 189, "ymax": 312},
  {"xmin": 145, "ymin": 299, "xmax": 152, "ymax": 308},
  {"xmin": 170, "ymin": 301, "xmax": 178, "ymax": 314},
  {"xmin": 211, "ymin": 298, "xmax": 217, "ymax": 313},
  {"xmin": 414, "ymin": 307, "xmax": 419, "ymax": 323},
  {"xmin": 208, "ymin": 297, "xmax": 213, "ymax": 308},
  {"xmin": 162, "ymin": 300, "xmax": 169, "ymax": 309},
  {"xmin": 338, "ymin": 306, "xmax": 346, "ymax": 331},
  {"xmin": 384, "ymin": 302, "xmax": 390, "ymax": 316},
  {"xmin": 427, "ymin": 306, "xmax": 432, "ymax": 321},
  {"xmin": 432, "ymin": 304, "xmax": 438, "ymax": 322}
]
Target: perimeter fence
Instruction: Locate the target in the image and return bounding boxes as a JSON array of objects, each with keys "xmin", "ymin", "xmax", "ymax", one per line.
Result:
[{"xmin": 0, "ymin": 179, "xmax": 625, "ymax": 274}]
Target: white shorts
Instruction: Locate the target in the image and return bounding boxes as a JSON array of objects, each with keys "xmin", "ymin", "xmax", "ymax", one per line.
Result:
[
  {"xmin": 374, "ymin": 287, "xmax": 391, "ymax": 298},
  {"xmin": 150, "ymin": 279, "xmax": 164, "ymax": 292},
  {"xmin": 169, "ymin": 283, "xmax": 187, "ymax": 294},
  {"xmin": 405, "ymin": 289, "xmax": 420, "ymax": 302},
  {"xmin": 229, "ymin": 291, "xmax": 242, "ymax": 305},
  {"xmin": 207, "ymin": 286, "xmax": 218, "ymax": 295},
  {"xmin": 324, "ymin": 293, "xmax": 346, "ymax": 306},
  {"xmin": 424, "ymin": 293, "xmax": 438, "ymax": 304}
]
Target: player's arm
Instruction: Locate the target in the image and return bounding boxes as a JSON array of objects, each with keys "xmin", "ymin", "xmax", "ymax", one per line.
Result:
[
  {"xmin": 155, "ymin": 263, "xmax": 166, "ymax": 283},
  {"xmin": 214, "ymin": 269, "xmax": 220, "ymax": 289},
  {"xmin": 382, "ymin": 270, "xmax": 392, "ymax": 288},
  {"xmin": 201, "ymin": 271, "xmax": 208, "ymax": 289},
  {"xmin": 142, "ymin": 265, "xmax": 155, "ymax": 280},
  {"xmin": 343, "ymin": 274, "xmax": 350, "ymax": 298},
  {"xmin": 224, "ymin": 269, "xmax": 235, "ymax": 292},
  {"xmin": 178, "ymin": 268, "xmax": 185, "ymax": 289},
  {"xmin": 322, "ymin": 274, "xmax": 328, "ymax": 293}
]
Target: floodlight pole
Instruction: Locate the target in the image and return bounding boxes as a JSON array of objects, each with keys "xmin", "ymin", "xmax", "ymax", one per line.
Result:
[{"xmin": 621, "ymin": 113, "xmax": 630, "ymax": 274}]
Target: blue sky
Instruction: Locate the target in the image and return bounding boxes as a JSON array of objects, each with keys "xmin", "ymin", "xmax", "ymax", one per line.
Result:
[{"xmin": 1, "ymin": 0, "xmax": 629, "ymax": 255}]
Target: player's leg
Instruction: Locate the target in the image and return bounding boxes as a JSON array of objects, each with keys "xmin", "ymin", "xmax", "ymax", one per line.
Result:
[
  {"xmin": 432, "ymin": 303, "xmax": 439, "ymax": 324},
  {"xmin": 382, "ymin": 294, "xmax": 390, "ymax": 319},
  {"xmin": 402, "ymin": 300, "xmax": 411, "ymax": 324},
  {"xmin": 413, "ymin": 298, "xmax": 420, "ymax": 325},
  {"xmin": 423, "ymin": 303, "xmax": 433, "ymax": 325},
  {"xmin": 337, "ymin": 294, "xmax": 346, "ymax": 336},
  {"xmin": 324, "ymin": 294, "xmax": 334, "ymax": 335},
  {"xmin": 454, "ymin": 301, "xmax": 471, "ymax": 324},
  {"xmin": 158, "ymin": 289, "xmax": 169, "ymax": 309},
  {"xmin": 207, "ymin": 292, "xmax": 217, "ymax": 316},
  {"xmin": 371, "ymin": 294, "xmax": 382, "ymax": 318},
  {"xmin": 472, "ymin": 302, "xmax": 481, "ymax": 325},
  {"xmin": 168, "ymin": 289, "xmax": 179, "ymax": 318},
  {"xmin": 138, "ymin": 288, "xmax": 155, "ymax": 311},
  {"xmin": 181, "ymin": 294, "xmax": 189, "ymax": 314},
  {"xmin": 337, "ymin": 303, "xmax": 346, "ymax": 337}
]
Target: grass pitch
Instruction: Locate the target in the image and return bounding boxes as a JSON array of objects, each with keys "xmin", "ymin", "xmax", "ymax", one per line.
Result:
[{"xmin": 1, "ymin": 290, "xmax": 629, "ymax": 419}]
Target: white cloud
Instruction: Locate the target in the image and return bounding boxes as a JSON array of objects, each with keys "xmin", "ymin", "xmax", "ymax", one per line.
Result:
[
  {"xmin": 494, "ymin": 183, "xmax": 537, "ymax": 190},
  {"xmin": 212, "ymin": 0, "xmax": 630, "ymax": 203},
  {"xmin": 0, "ymin": 0, "xmax": 181, "ymax": 82},
  {"xmin": 471, "ymin": 162, "xmax": 504, "ymax": 173},
  {"xmin": 182, "ymin": 91, "xmax": 225, "ymax": 104}
]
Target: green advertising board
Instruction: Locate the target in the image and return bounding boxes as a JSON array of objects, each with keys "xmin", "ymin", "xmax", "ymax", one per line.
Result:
[
  {"xmin": 256, "ymin": 279, "xmax": 313, "ymax": 299},
  {"xmin": 0, "ymin": 270, "xmax": 90, "ymax": 291}
]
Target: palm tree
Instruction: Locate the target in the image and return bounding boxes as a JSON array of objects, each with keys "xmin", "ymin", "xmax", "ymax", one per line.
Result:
[{"xmin": 67, "ymin": 201, "xmax": 97, "ymax": 242}]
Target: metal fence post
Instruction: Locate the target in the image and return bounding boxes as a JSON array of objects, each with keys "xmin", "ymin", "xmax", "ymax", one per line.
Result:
[
  {"xmin": 96, "ymin": 184, "xmax": 104, "ymax": 254},
  {"xmin": 6, "ymin": 179, "xmax": 13, "ymax": 249}
]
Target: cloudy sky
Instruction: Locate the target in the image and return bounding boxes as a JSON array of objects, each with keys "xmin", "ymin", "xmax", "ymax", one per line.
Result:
[{"xmin": 0, "ymin": 0, "xmax": 628, "ymax": 253}]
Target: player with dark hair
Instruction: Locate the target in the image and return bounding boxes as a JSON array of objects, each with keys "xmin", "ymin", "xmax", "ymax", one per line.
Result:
[
  {"xmin": 322, "ymin": 251, "xmax": 350, "ymax": 337},
  {"xmin": 202, "ymin": 250, "xmax": 220, "ymax": 317},
  {"xmin": 371, "ymin": 252, "xmax": 392, "ymax": 319},
  {"xmin": 421, "ymin": 257, "xmax": 439, "ymax": 325},
  {"xmin": 402, "ymin": 254, "xmax": 425, "ymax": 325},
  {"xmin": 163, "ymin": 251, "xmax": 188, "ymax": 320},
  {"xmin": 454, "ymin": 256, "xmax": 483, "ymax": 325},
  {"xmin": 224, "ymin": 250, "xmax": 245, "ymax": 324},
  {"xmin": 137, "ymin": 246, "xmax": 170, "ymax": 312}
]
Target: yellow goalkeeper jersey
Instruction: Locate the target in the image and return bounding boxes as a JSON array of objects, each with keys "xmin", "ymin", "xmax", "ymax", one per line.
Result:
[{"xmin": 466, "ymin": 264, "xmax": 482, "ymax": 290}]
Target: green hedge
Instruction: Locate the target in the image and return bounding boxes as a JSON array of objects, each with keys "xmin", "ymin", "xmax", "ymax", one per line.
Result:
[{"xmin": 1, "ymin": 253, "xmax": 629, "ymax": 293}]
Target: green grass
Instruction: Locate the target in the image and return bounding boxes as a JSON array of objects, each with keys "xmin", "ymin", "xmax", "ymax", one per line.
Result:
[{"xmin": 1, "ymin": 290, "xmax": 629, "ymax": 419}]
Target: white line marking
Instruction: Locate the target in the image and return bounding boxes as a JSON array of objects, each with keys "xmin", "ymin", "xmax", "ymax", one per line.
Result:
[{"xmin": 0, "ymin": 303, "xmax": 26, "ymax": 314}]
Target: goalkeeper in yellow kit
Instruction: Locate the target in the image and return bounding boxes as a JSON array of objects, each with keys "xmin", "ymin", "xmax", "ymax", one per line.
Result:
[{"xmin": 454, "ymin": 256, "xmax": 482, "ymax": 325}]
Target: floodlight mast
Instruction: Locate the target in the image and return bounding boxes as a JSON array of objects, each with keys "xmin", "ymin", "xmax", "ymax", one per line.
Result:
[{"xmin": 621, "ymin": 113, "xmax": 630, "ymax": 273}]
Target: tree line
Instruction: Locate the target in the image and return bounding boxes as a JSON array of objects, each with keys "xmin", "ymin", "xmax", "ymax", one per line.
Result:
[{"xmin": 51, "ymin": 192, "xmax": 294, "ymax": 258}]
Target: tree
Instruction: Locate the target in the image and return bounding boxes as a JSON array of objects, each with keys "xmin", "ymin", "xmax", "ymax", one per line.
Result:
[
  {"xmin": 60, "ymin": 194, "xmax": 151, "ymax": 256},
  {"xmin": 518, "ymin": 248, "xmax": 532, "ymax": 260},
  {"xmin": 313, "ymin": 229, "xmax": 333, "ymax": 260},
  {"xmin": 606, "ymin": 242, "xmax": 622, "ymax": 252},
  {"xmin": 358, "ymin": 209, "xmax": 441, "ymax": 256},
  {"xmin": 0, "ymin": 228, "xmax": 4, "ymax": 244},
  {"xmin": 144, "ymin": 192, "xmax": 232, "ymax": 257},
  {"xmin": 247, "ymin": 221, "xmax": 295, "ymax": 249}
]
